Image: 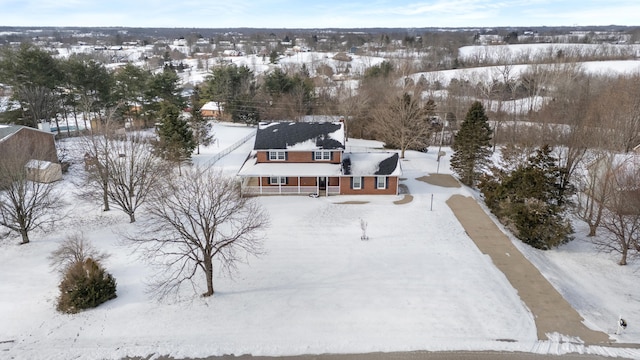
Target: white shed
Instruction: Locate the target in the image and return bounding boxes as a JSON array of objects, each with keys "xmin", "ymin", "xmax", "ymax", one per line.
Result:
[{"xmin": 25, "ymin": 159, "xmax": 62, "ymax": 183}]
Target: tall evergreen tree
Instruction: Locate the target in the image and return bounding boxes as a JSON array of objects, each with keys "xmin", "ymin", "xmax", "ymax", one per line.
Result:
[
  {"xmin": 144, "ymin": 68, "xmax": 183, "ymax": 128},
  {"xmin": 201, "ymin": 64, "xmax": 255, "ymax": 122},
  {"xmin": 189, "ymin": 87, "xmax": 214, "ymax": 155},
  {"xmin": 155, "ymin": 102, "xmax": 196, "ymax": 174},
  {"xmin": 450, "ymin": 101, "xmax": 492, "ymax": 186},
  {"xmin": 0, "ymin": 44, "xmax": 64, "ymax": 127}
]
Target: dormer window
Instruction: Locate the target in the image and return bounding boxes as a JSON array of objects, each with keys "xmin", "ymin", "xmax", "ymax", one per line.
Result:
[
  {"xmin": 269, "ymin": 151, "xmax": 286, "ymax": 161},
  {"xmin": 314, "ymin": 150, "xmax": 331, "ymax": 161}
]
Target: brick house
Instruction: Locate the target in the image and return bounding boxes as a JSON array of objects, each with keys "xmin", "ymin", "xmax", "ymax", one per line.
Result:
[
  {"xmin": 200, "ymin": 101, "xmax": 223, "ymax": 119},
  {"xmin": 237, "ymin": 121, "xmax": 401, "ymax": 196}
]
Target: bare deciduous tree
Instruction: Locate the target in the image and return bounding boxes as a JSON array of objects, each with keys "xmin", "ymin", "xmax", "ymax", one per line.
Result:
[
  {"xmin": 14, "ymin": 85, "xmax": 60, "ymax": 128},
  {"xmin": 0, "ymin": 140, "xmax": 63, "ymax": 244},
  {"xmin": 79, "ymin": 130, "xmax": 112, "ymax": 211},
  {"xmin": 372, "ymin": 90, "xmax": 434, "ymax": 158},
  {"xmin": 77, "ymin": 105, "xmax": 122, "ymax": 212},
  {"xmin": 594, "ymin": 75, "xmax": 640, "ymax": 153},
  {"xmin": 592, "ymin": 155, "xmax": 640, "ymax": 265},
  {"xmin": 125, "ymin": 167, "xmax": 269, "ymax": 299},
  {"xmin": 49, "ymin": 233, "xmax": 110, "ymax": 273},
  {"xmin": 105, "ymin": 133, "xmax": 169, "ymax": 223},
  {"xmin": 575, "ymin": 151, "xmax": 616, "ymax": 237}
]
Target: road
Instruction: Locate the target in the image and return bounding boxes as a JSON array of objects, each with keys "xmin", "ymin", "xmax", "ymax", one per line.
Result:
[{"xmin": 126, "ymin": 350, "xmax": 632, "ymax": 360}]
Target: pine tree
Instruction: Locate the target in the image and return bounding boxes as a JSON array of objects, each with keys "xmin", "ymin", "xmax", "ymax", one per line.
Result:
[
  {"xmin": 57, "ymin": 258, "xmax": 117, "ymax": 314},
  {"xmin": 479, "ymin": 144, "xmax": 574, "ymax": 249},
  {"xmin": 155, "ymin": 101, "xmax": 196, "ymax": 173},
  {"xmin": 450, "ymin": 101, "xmax": 493, "ymax": 186},
  {"xmin": 189, "ymin": 87, "xmax": 214, "ymax": 155}
]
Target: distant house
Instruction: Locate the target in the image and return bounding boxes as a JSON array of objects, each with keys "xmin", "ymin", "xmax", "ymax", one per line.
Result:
[
  {"xmin": 200, "ymin": 101, "xmax": 223, "ymax": 119},
  {"xmin": 237, "ymin": 121, "xmax": 401, "ymax": 196},
  {"xmin": 222, "ymin": 49, "xmax": 242, "ymax": 56},
  {"xmin": 0, "ymin": 124, "xmax": 61, "ymax": 183}
]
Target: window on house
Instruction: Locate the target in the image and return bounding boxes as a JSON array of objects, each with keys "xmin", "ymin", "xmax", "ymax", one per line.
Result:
[
  {"xmin": 314, "ymin": 150, "xmax": 331, "ymax": 161},
  {"xmin": 376, "ymin": 176, "xmax": 387, "ymax": 189},
  {"xmin": 269, "ymin": 151, "xmax": 286, "ymax": 161},
  {"xmin": 352, "ymin": 176, "xmax": 362, "ymax": 190},
  {"xmin": 269, "ymin": 176, "xmax": 286, "ymax": 185}
]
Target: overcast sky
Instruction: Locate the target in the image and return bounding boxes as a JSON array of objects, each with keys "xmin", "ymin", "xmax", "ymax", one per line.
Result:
[{"xmin": 0, "ymin": 0, "xmax": 638, "ymax": 29}]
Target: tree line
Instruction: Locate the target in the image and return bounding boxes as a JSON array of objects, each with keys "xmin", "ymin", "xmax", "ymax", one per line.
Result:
[{"xmin": 450, "ymin": 99, "xmax": 639, "ymax": 266}]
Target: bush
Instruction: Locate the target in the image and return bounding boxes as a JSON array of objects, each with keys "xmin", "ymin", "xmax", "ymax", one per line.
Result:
[
  {"xmin": 56, "ymin": 258, "xmax": 117, "ymax": 314},
  {"xmin": 479, "ymin": 145, "xmax": 574, "ymax": 250},
  {"xmin": 510, "ymin": 198, "xmax": 572, "ymax": 250}
]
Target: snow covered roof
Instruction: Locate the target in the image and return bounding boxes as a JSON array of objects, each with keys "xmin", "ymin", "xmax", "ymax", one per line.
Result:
[
  {"xmin": 25, "ymin": 159, "xmax": 55, "ymax": 170},
  {"xmin": 201, "ymin": 101, "xmax": 222, "ymax": 111},
  {"xmin": 238, "ymin": 156, "xmax": 342, "ymax": 177},
  {"xmin": 254, "ymin": 122, "xmax": 345, "ymax": 150},
  {"xmin": 237, "ymin": 152, "xmax": 402, "ymax": 177},
  {"xmin": 0, "ymin": 125, "xmax": 56, "ymax": 143},
  {"xmin": 343, "ymin": 152, "xmax": 401, "ymax": 176}
]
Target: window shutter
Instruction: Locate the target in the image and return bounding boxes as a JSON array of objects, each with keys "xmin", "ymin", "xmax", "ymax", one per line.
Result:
[
  {"xmin": 350, "ymin": 177, "xmax": 353, "ymax": 189},
  {"xmin": 285, "ymin": 151, "xmax": 288, "ymax": 161},
  {"xmin": 284, "ymin": 177, "xmax": 288, "ymax": 185},
  {"xmin": 267, "ymin": 177, "xmax": 271, "ymax": 185},
  {"xmin": 312, "ymin": 151, "xmax": 316, "ymax": 161},
  {"xmin": 330, "ymin": 151, "xmax": 334, "ymax": 161},
  {"xmin": 385, "ymin": 177, "xmax": 389, "ymax": 189}
]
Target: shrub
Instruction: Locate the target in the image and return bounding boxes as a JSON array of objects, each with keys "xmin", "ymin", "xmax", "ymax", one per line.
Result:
[
  {"xmin": 56, "ymin": 258, "xmax": 117, "ymax": 314},
  {"xmin": 479, "ymin": 145, "xmax": 574, "ymax": 250}
]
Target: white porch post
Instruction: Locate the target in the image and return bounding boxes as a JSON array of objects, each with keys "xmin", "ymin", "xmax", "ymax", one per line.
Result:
[
  {"xmin": 278, "ymin": 177, "xmax": 282, "ymax": 194},
  {"xmin": 326, "ymin": 177, "xmax": 329, "ymax": 197},
  {"xmin": 298, "ymin": 176, "xmax": 301, "ymax": 194},
  {"xmin": 316, "ymin": 176, "xmax": 319, "ymax": 195}
]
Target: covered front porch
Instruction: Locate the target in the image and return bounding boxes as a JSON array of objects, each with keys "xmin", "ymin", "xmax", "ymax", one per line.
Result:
[
  {"xmin": 237, "ymin": 161, "xmax": 343, "ymax": 196},
  {"xmin": 240, "ymin": 176, "xmax": 340, "ymax": 196}
]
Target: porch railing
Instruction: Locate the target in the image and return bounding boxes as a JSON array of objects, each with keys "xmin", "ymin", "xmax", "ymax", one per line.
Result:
[{"xmin": 242, "ymin": 185, "xmax": 341, "ymax": 196}]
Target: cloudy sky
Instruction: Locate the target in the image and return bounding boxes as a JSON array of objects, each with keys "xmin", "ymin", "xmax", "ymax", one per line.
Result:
[{"xmin": 0, "ymin": 0, "xmax": 638, "ymax": 28}]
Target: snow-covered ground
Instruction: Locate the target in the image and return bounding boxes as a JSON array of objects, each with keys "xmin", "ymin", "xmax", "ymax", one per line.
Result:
[{"xmin": 0, "ymin": 123, "xmax": 639, "ymax": 360}]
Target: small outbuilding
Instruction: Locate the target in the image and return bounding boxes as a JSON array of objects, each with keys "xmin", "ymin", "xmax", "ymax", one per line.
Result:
[
  {"xmin": 25, "ymin": 159, "xmax": 62, "ymax": 183},
  {"xmin": 0, "ymin": 124, "xmax": 61, "ymax": 183}
]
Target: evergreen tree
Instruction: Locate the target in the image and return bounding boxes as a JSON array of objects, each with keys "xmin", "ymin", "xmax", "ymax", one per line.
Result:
[
  {"xmin": 0, "ymin": 44, "xmax": 64, "ymax": 127},
  {"xmin": 233, "ymin": 94, "xmax": 261, "ymax": 125},
  {"xmin": 143, "ymin": 68, "xmax": 184, "ymax": 128},
  {"xmin": 450, "ymin": 101, "xmax": 493, "ymax": 186},
  {"xmin": 201, "ymin": 64, "xmax": 256, "ymax": 122},
  {"xmin": 57, "ymin": 258, "xmax": 117, "ymax": 314},
  {"xmin": 155, "ymin": 101, "xmax": 196, "ymax": 174},
  {"xmin": 189, "ymin": 87, "xmax": 214, "ymax": 155},
  {"xmin": 479, "ymin": 145, "xmax": 573, "ymax": 249}
]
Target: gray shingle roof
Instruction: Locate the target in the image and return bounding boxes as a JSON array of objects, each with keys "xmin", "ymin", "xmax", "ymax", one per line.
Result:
[
  {"xmin": 375, "ymin": 153, "xmax": 400, "ymax": 175},
  {"xmin": 341, "ymin": 153, "xmax": 400, "ymax": 176},
  {"xmin": 0, "ymin": 125, "xmax": 23, "ymax": 142},
  {"xmin": 254, "ymin": 122, "xmax": 345, "ymax": 150}
]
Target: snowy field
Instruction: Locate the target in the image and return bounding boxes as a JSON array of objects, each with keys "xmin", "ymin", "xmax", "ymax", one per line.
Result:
[{"xmin": 1, "ymin": 123, "xmax": 639, "ymax": 360}]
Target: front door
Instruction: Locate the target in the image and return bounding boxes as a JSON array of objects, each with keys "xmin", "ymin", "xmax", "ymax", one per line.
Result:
[{"xmin": 319, "ymin": 177, "xmax": 327, "ymax": 190}]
